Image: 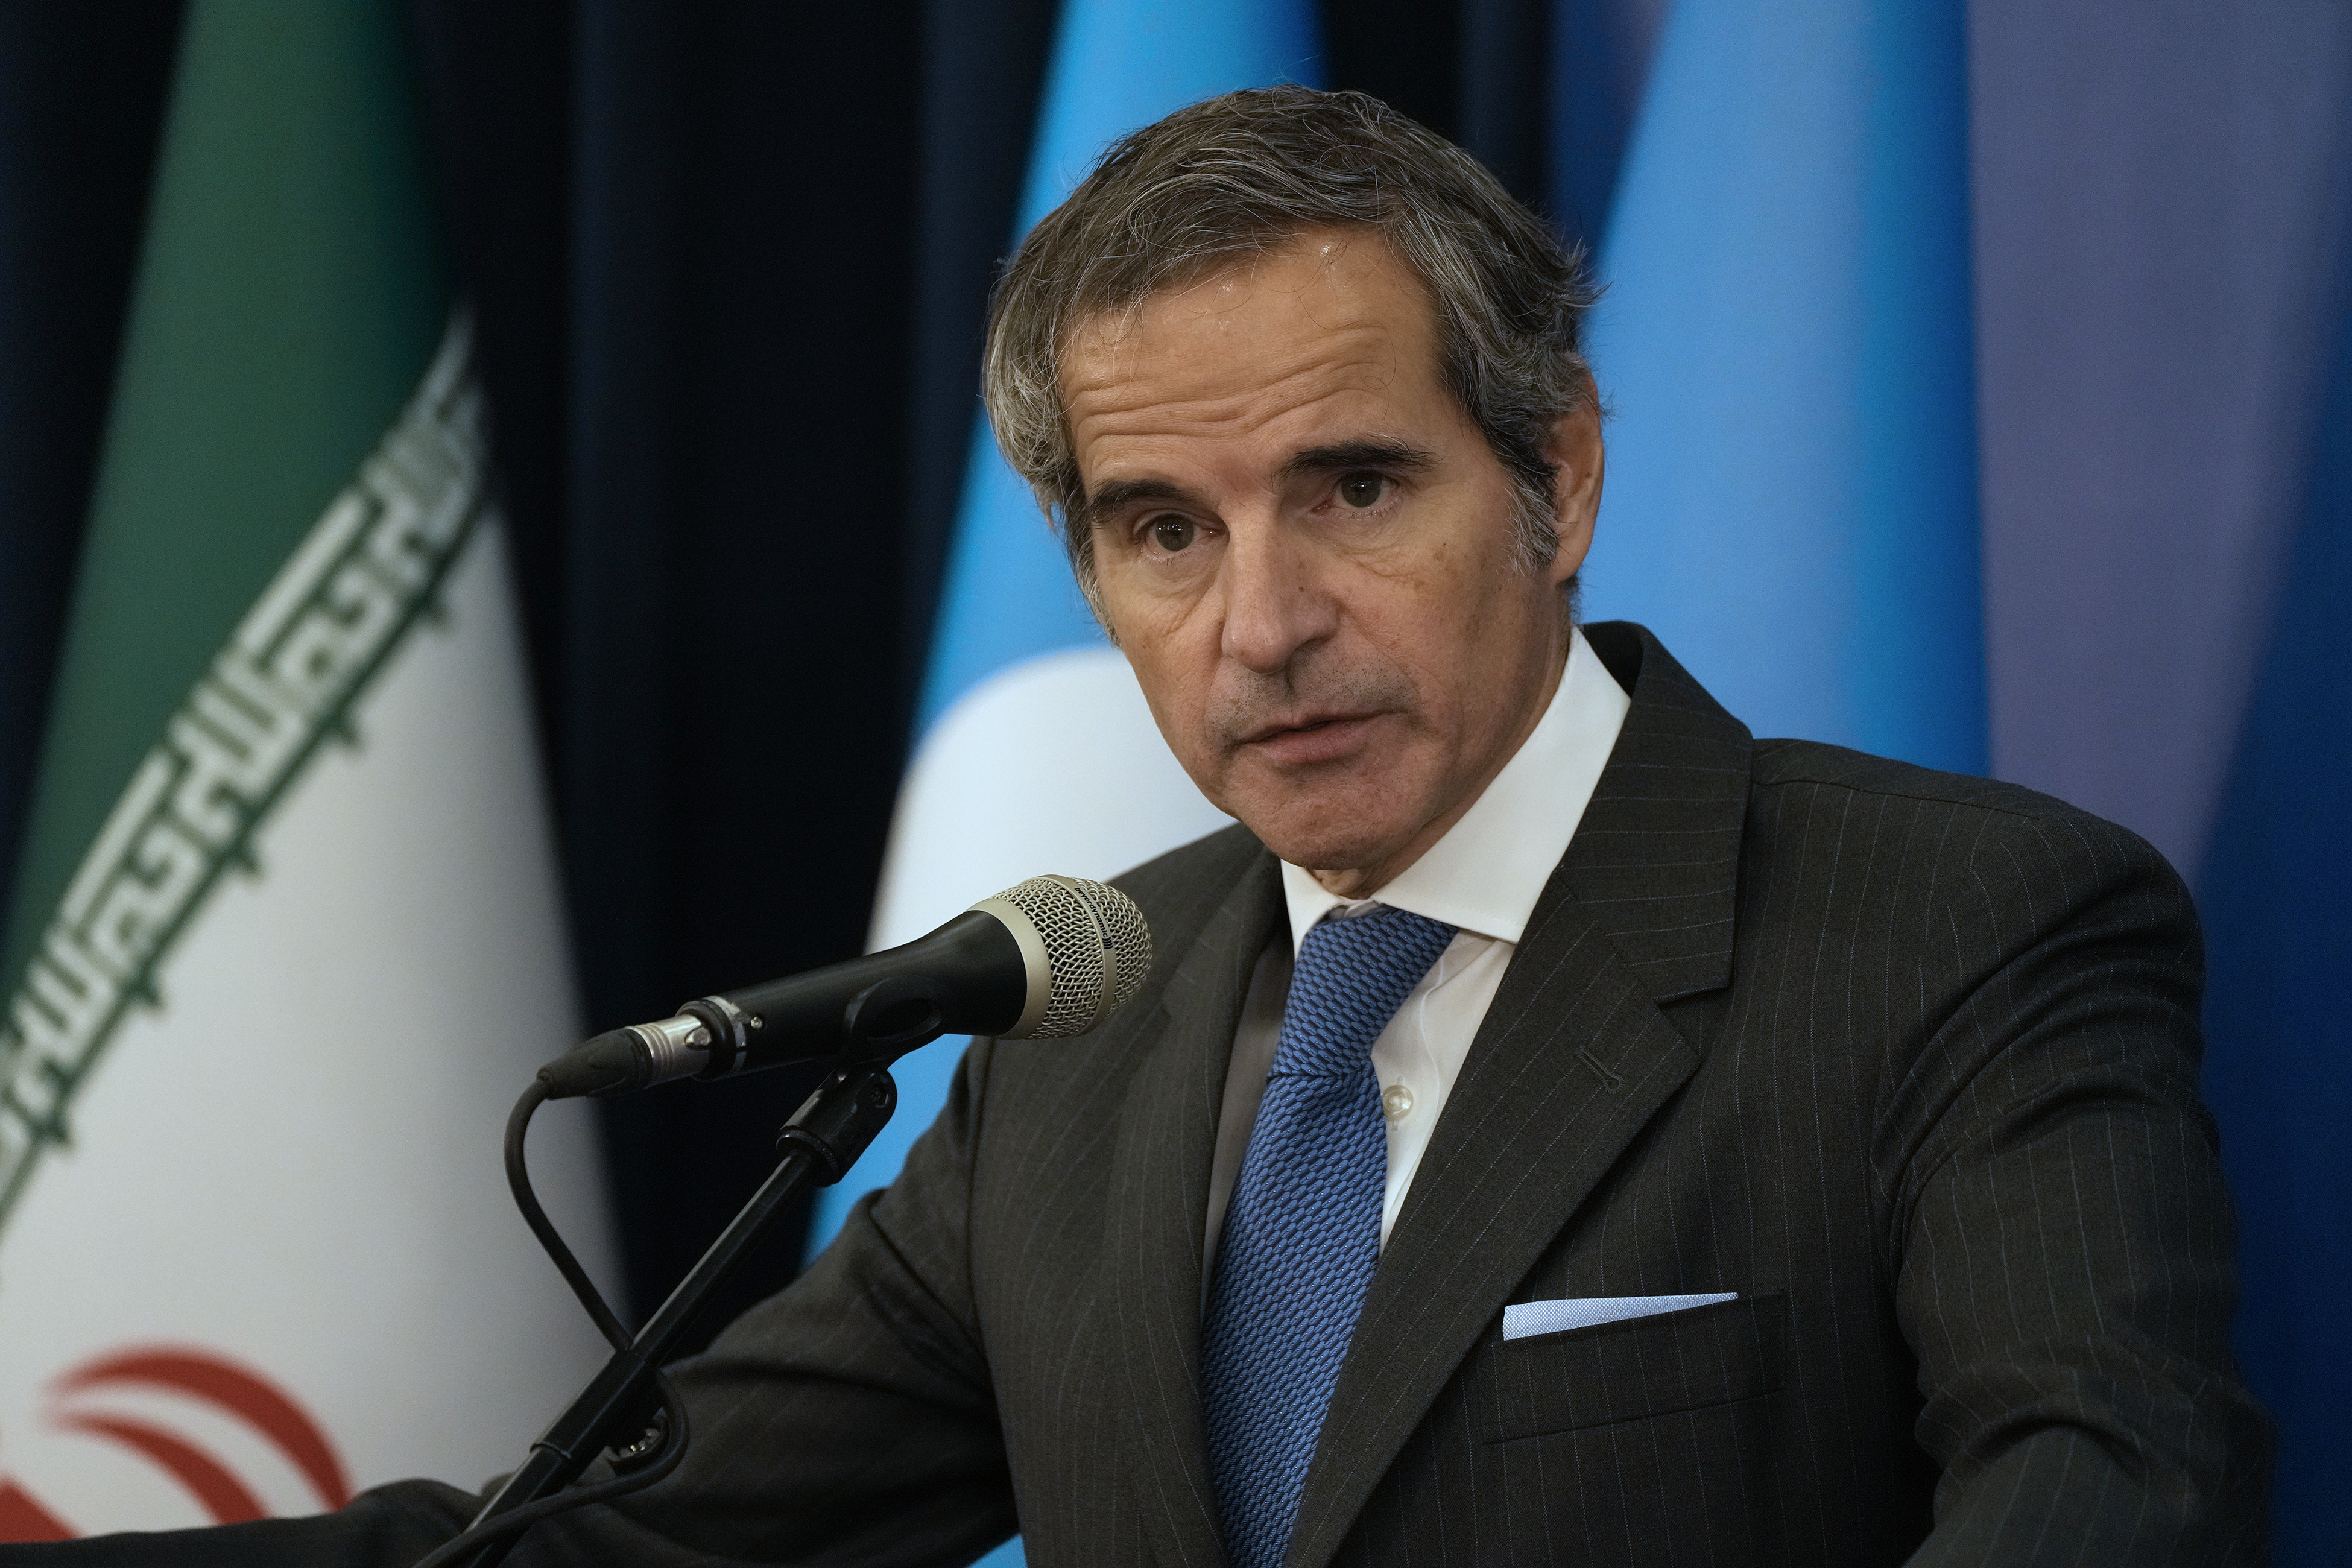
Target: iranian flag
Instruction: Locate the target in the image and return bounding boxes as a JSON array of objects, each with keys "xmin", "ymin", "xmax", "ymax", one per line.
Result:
[{"xmin": 0, "ymin": 0, "xmax": 613, "ymax": 1536}]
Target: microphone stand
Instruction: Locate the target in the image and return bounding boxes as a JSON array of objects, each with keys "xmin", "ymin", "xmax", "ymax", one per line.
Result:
[{"xmin": 443, "ymin": 1060, "xmax": 899, "ymax": 1568}]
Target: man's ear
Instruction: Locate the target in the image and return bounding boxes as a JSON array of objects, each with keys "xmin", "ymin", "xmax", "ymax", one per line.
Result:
[{"xmin": 1542, "ymin": 382, "xmax": 1604, "ymax": 587}]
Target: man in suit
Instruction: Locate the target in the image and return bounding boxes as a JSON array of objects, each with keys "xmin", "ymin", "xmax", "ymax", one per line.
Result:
[{"xmin": 21, "ymin": 86, "xmax": 2265, "ymax": 1566}]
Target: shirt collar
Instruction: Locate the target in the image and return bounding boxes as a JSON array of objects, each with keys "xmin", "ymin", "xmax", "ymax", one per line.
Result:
[{"xmin": 1280, "ymin": 625, "xmax": 1631, "ymax": 952}]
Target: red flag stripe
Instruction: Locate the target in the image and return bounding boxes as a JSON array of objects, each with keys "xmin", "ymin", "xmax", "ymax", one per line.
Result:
[
  {"xmin": 51, "ymin": 1413, "xmax": 265, "ymax": 1524},
  {"xmin": 54, "ymin": 1349, "xmax": 350, "ymax": 1506},
  {"xmin": 0, "ymin": 1480, "xmax": 73, "ymax": 1541}
]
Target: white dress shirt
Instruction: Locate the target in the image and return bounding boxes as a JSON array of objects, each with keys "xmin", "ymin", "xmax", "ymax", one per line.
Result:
[{"xmin": 1203, "ymin": 627, "xmax": 1632, "ymax": 1277}]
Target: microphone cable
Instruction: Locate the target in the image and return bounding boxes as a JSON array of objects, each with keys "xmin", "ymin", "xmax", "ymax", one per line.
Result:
[
  {"xmin": 408, "ymin": 1081, "xmax": 689, "ymax": 1567},
  {"xmin": 408, "ymin": 874, "xmax": 1152, "ymax": 1564},
  {"xmin": 504, "ymin": 1079, "xmax": 628, "ymax": 1350}
]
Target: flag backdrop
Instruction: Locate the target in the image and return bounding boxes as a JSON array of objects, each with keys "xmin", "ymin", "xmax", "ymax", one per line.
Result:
[
  {"xmin": 0, "ymin": 0, "xmax": 612, "ymax": 1535},
  {"xmin": 2196, "ymin": 298, "xmax": 2352, "ymax": 1567},
  {"xmin": 1575, "ymin": 0, "xmax": 1984, "ymax": 774}
]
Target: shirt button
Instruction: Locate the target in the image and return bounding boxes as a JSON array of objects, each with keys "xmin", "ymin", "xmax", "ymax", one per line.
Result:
[{"xmin": 1381, "ymin": 1083, "xmax": 1415, "ymax": 1121}]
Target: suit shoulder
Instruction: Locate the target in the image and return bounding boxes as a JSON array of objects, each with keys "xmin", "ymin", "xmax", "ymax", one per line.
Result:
[
  {"xmin": 1747, "ymin": 738, "xmax": 2187, "ymax": 897},
  {"xmin": 1752, "ymin": 737, "xmax": 2044, "ymax": 817}
]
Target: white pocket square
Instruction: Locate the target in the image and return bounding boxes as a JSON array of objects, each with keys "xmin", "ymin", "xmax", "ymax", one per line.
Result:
[{"xmin": 1501, "ymin": 1292, "xmax": 1738, "ymax": 1341}]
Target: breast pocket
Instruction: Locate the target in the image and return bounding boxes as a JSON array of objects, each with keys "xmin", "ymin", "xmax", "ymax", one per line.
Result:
[{"xmin": 1473, "ymin": 1290, "xmax": 1785, "ymax": 1444}]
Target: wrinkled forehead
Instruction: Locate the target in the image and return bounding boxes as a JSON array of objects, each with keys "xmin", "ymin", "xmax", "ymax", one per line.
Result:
[{"xmin": 1057, "ymin": 228, "xmax": 1440, "ymax": 405}]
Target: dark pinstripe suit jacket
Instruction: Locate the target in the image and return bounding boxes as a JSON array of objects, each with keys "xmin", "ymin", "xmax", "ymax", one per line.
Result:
[{"xmin": 29, "ymin": 622, "xmax": 2267, "ymax": 1566}]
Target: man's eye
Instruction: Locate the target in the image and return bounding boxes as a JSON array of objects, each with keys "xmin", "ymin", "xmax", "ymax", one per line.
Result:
[
  {"xmin": 1149, "ymin": 516, "xmax": 1197, "ymax": 552},
  {"xmin": 1338, "ymin": 472, "xmax": 1387, "ymax": 509}
]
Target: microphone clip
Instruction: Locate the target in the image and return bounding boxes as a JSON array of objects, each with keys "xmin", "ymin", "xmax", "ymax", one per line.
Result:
[{"xmin": 774, "ymin": 1062, "xmax": 900, "ymax": 1184}]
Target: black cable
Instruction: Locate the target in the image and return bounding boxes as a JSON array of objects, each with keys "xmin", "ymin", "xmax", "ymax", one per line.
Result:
[
  {"xmin": 505, "ymin": 1078, "xmax": 630, "ymax": 1351},
  {"xmin": 408, "ymin": 1367, "xmax": 692, "ymax": 1568},
  {"xmin": 406, "ymin": 1084, "xmax": 692, "ymax": 1566}
]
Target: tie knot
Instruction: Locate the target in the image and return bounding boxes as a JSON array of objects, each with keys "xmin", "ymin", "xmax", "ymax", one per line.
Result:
[{"xmin": 1274, "ymin": 906, "xmax": 1458, "ymax": 1078}]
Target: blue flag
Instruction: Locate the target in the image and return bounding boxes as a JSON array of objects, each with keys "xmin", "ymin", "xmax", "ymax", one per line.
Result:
[{"xmin": 1574, "ymin": 0, "xmax": 1985, "ymax": 773}]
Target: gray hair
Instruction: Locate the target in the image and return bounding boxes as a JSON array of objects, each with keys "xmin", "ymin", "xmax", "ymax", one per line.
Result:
[{"xmin": 981, "ymin": 85, "xmax": 1599, "ymax": 609}]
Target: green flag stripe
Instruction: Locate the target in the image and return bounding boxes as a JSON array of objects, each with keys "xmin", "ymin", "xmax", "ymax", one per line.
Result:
[
  {"xmin": 1, "ymin": 0, "xmax": 448, "ymax": 1002},
  {"xmin": 0, "ymin": 317, "xmax": 487, "ymax": 1239}
]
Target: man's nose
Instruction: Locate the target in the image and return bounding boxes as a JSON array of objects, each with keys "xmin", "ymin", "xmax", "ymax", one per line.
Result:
[{"xmin": 1217, "ymin": 519, "xmax": 1336, "ymax": 675}]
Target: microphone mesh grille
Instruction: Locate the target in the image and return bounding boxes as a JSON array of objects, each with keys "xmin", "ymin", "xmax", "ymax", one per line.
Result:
[{"xmin": 998, "ymin": 874, "xmax": 1153, "ymax": 1037}]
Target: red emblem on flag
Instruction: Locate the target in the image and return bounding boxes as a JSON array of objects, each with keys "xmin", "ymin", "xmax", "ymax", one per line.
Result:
[{"xmin": 0, "ymin": 1345, "xmax": 350, "ymax": 1540}]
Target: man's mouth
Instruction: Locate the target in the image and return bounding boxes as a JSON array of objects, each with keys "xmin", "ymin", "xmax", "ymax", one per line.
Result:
[{"xmin": 1236, "ymin": 710, "xmax": 1383, "ymax": 763}]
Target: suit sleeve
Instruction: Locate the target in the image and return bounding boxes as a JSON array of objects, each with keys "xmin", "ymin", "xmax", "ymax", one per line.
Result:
[
  {"xmin": 0, "ymin": 1040, "xmax": 1016, "ymax": 1568},
  {"xmin": 1887, "ymin": 811, "xmax": 2270, "ymax": 1564}
]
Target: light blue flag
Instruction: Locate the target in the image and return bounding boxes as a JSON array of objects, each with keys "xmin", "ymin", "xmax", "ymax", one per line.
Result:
[{"xmin": 1573, "ymin": 0, "xmax": 1986, "ymax": 772}]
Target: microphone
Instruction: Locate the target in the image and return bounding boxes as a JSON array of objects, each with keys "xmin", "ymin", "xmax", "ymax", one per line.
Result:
[{"xmin": 540, "ymin": 875, "xmax": 1152, "ymax": 1099}]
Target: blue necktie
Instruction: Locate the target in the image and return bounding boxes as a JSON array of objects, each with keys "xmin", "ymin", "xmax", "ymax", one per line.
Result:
[{"xmin": 1202, "ymin": 905, "xmax": 1458, "ymax": 1568}]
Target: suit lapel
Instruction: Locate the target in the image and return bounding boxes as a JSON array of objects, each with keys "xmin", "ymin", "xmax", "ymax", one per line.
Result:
[
  {"xmin": 1105, "ymin": 849, "xmax": 1283, "ymax": 1568},
  {"xmin": 1284, "ymin": 623, "xmax": 1754, "ymax": 1568}
]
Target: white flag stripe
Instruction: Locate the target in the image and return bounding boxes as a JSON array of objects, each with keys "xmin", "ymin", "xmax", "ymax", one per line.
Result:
[
  {"xmin": 0, "ymin": 519, "xmax": 615, "ymax": 1526},
  {"xmin": 869, "ymin": 648, "xmax": 1233, "ymax": 951}
]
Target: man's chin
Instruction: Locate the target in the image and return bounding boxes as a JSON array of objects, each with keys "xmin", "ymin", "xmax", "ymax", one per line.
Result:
[
  {"xmin": 1236, "ymin": 811, "xmax": 1414, "ymax": 880},
  {"xmin": 1211, "ymin": 757, "xmax": 1440, "ymax": 876}
]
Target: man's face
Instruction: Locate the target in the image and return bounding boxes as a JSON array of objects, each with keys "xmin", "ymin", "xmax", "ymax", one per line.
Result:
[{"xmin": 1063, "ymin": 230, "xmax": 1602, "ymax": 893}]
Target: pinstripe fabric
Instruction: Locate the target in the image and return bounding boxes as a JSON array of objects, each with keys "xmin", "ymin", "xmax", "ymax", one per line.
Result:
[{"xmin": 14, "ymin": 622, "xmax": 2268, "ymax": 1567}]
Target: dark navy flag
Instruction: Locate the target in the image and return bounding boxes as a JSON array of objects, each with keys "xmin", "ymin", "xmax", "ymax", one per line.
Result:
[{"xmin": 2198, "ymin": 280, "xmax": 2352, "ymax": 1567}]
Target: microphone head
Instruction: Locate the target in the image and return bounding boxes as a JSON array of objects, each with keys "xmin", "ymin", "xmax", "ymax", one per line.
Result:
[{"xmin": 969, "ymin": 875, "xmax": 1153, "ymax": 1038}]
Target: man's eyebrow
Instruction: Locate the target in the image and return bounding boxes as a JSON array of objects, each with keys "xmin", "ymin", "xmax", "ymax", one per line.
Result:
[
  {"xmin": 1076, "ymin": 477, "xmax": 1202, "ymax": 533},
  {"xmin": 1075, "ymin": 441, "xmax": 1436, "ymax": 531},
  {"xmin": 1279, "ymin": 438, "xmax": 1437, "ymax": 481}
]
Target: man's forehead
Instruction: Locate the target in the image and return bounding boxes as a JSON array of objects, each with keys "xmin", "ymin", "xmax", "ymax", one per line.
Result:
[
  {"xmin": 1061, "ymin": 231, "xmax": 1433, "ymax": 388},
  {"xmin": 1061, "ymin": 321, "xmax": 1403, "ymax": 427},
  {"xmin": 1058, "ymin": 232, "xmax": 1444, "ymax": 468}
]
